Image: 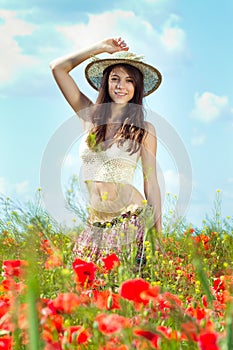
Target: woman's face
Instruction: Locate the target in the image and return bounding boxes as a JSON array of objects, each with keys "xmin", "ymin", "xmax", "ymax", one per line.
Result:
[{"xmin": 108, "ymin": 66, "xmax": 135, "ymax": 104}]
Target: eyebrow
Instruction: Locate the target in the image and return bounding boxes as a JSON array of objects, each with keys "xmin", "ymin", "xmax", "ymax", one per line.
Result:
[{"xmin": 110, "ymin": 73, "xmax": 133, "ymax": 79}]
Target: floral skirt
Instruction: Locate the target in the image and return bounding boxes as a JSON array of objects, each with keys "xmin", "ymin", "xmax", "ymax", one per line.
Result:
[{"xmin": 73, "ymin": 206, "xmax": 153, "ymax": 265}]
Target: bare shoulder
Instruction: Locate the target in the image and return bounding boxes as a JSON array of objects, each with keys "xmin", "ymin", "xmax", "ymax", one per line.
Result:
[
  {"xmin": 144, "ymin": 121, "xmax": 157, "ymax": 138},
  {"xmin": 77, "ymin": 104, "xmax": 95, "ymax": 131},
  {"xmin": 141, "ymin": 121, "xmax": 157, "ymax": 154}
]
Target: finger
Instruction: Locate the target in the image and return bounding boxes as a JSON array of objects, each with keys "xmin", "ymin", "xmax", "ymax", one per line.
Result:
[
  {"xmin": 121, "ymin": 46, "xmax": 129, "ymax": 51},
  {"xmin": 115, "ymin": 37, "xmax": 126, "ymax": 47},
  {"xmin": 113, "ymin": 37, "xmax": 120, "ymax": 43},
  {"xmin": 119, "ymin": 39, "xmax": 126, "ymax": 46},
  {"xmin": 119, "ymin": 40, "xmax": 128, "ymax": 49},
  {"xmin": 113, "ymin": 37, "xmax": 121, "ymax": 44},
  {"xmin": 118, "ymin": 38, "xmax": 126, "ymax": 46},
  {"xmin": 119, "ymin": 40, "xmax": 129, "ymax": 50},
  {"xmin": 113, "ymin": 37, "xmax": 129, "ymax": 51}
]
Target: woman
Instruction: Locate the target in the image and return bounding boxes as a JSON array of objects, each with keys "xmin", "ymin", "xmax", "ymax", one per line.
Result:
[{"xmin": 50, "ymin": 37, "xmax": 162, "ymax": 264}]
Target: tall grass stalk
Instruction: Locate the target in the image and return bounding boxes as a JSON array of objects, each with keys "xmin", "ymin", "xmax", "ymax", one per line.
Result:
[
  {"xmin": 25, "ymin": 234, "xmax": 41, "ymax": 350},
  {"xmin": 192, "ymin": 257, "xmax": 215, "ymax": 306},
  {"xmin": 26, "ymin": 271, "xmax": 41, "ymax": 350},
  {"xmin": 225, "ymin": 302, "xmax": 233, "ymax": 350}
]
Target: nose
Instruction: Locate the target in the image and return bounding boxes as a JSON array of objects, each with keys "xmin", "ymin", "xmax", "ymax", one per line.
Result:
[{"xmin": 116, "ymin": 79, "xmax": 125, "ymax": 89}]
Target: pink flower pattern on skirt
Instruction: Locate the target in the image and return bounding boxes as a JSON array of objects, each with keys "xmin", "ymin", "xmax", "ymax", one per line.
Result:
[{"xmin": 73, "ymin": 206, "xmax": 153, "ymax": 265}]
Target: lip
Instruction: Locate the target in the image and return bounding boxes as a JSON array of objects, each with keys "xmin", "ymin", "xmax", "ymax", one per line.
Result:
[{"xmin": 114, "ymin": 90, "xmax": 127, "ymax": 96}]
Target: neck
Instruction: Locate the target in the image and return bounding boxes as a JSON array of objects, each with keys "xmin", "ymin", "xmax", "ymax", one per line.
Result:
[{"xmin": 109, "ymin": 103, "xmax": 126, "ymax": 122}]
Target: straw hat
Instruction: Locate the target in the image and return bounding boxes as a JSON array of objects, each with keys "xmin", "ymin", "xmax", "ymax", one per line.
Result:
[{"xmin": 85, "ymin": 51, "xmax": 162, "ymax": 97}]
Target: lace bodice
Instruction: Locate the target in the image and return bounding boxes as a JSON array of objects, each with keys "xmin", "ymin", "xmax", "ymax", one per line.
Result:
[{"xmin": 79, "ymin": 135, "xmax": 138, "ymax": 184}]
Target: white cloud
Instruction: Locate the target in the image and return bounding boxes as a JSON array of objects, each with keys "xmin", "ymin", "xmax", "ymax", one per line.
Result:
[
  {"xmin": 0, "ymin": 177, "xmax": 30, "ymax": 197},
  {"xmin": 160, "ymin": 26, "xmax": 185, "ymax": 50},
  {"xmin": 160, "ymin": 14, "xmax": 186, "ymax": 51},
  {"xmin": 0, "ymin": 10, "xmax": 39, "ymax": 84},
  {"xmin": 0, "ymin": 8, "xmax": 188, "ymax": 96},
  {"xmin": 55, "ymin": 10, "xmax": 188, "ymax": 71},
  {"xmin": 56, "ymin": 11, "xmax": 135, "ymax": 49},
  {"xmin": 14, "ymin": 181, "xmax": 30, "ymax": 195},
  {"xmin": 191, "ymin": 133, "xmax": 206, "ymax": 146},
  {"xmin": 190, "ymin": 91, "xmax": 233, "ymax": 123}
]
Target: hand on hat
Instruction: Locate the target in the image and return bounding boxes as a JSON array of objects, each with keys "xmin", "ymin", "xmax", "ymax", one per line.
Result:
[{"xmin": 102, "ymin": 37, "xmax": 129, "ymax": 54}]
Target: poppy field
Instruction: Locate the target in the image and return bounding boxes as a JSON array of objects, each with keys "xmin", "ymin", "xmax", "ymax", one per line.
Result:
[{"xmin": 0, "ymin": 191, "xmax": 233, "ymax": 349}]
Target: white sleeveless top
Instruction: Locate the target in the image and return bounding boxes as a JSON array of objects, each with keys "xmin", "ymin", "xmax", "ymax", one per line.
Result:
[{"xmin": 79, "ymin": 135, "xmax": 139, "ymax": 184}]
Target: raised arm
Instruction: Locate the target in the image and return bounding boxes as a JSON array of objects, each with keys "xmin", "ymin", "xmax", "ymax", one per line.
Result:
[
  {"xmin": 49, "ymin": 38, "xmax": 129, "ymax": 115},
  {"xmin": 141, "ymin": 122, "xmax": 162, "ymax": 233}
]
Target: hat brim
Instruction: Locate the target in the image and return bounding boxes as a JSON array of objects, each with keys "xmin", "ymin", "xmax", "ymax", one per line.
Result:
[{"xmin": 85, "ymin": 57, "xmax": 162, "ymax": 97}]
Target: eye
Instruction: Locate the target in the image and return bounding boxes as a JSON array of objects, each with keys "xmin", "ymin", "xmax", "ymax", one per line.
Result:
[
  {"xmin": 110, "ymin": 77, "xmax": 118, "ymax": 82},
  {"xmin": 126, "ymin": 79, "xmax": 134, "ymax": 83}
]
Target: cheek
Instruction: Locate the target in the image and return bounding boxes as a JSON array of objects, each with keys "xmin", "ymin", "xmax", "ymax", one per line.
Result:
[
  {"xmin": 108, "ymin": 81, "xmax": 114, "ymax": 91},
  {"xmin": 130, "ymin": 85, "xmax": 135, "ymax": 95}
]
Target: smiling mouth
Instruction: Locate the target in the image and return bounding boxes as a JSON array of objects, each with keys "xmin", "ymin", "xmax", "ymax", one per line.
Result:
[{"xmin": 114, "ymin": 90, "xmax": 127, "ymax": 96}]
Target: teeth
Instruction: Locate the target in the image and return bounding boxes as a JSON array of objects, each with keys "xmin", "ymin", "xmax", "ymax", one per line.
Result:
[{"xmin": 115, "ymin": 91, "xmax": 126, "ymax": 96}]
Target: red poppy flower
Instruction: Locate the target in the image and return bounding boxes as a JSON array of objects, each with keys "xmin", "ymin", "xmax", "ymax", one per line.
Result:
[
  {"xmin": 42, "ymin": 327, "xmax": 54, "ymax": 344},
  {"xmin": 95, "ymin": 313, "xmax": 130, "ymax": 335},
  {"xmin": 157, "ymin": 292, "xmax": 182, "ymax": 315},
  {"xmin": 0, "ymin": 336, "xmax": 12, "ymax": 350},
  {"xmin": 186, "ymin": 305, "xmax": 207, "ymax": 321},
  {"xmin": 156, "ymin": 325, "xmax": 179, "ymax": 340},
  {"xmin": 43, "ymin": 314, "xmax": 63, "ymax": 336},
  {"xmin": 134, "ymin": 329, "xmax": 159, "ymax": 348},
  {"xmin": 63, "ymin": 325, "xmax": 90, "ymax": 344},
  {"xmin": 101, "ymin": 254, "xmax": 120, "ymax": 271},
  {"xmin": 181, "ymin": 321, "xmax": 198, "ymax": 342},
  {"xmin": 213, "ymin": 278, "xmax": 225, "ymax": 293},
  {"xmin": 140, "ymin": 285, "xmax": 160, "ymax": 302},
  {"xmin": 0, "ymin": 299, "xmax": 9, "ymax": 318},
  {"xmin": 202, "ymin": 295, "xmax": 208, "ymax": 308},
  {"xmin": 119, "ymin": 278, "xmax": 150, "ymax": 304},
  {"xmin": 72, "ymin": 258, "xmax": 96, "ymax": 286},
  {"xmin": 2, "ymin": 260, "xmax": 28, "ymax": 278},
  {"xmin": 198, "ymin": 332, "xmax": 219, "ymax": 350},
  {"xmin": 40, "ymin": 239, "xmax": 53, "ymax": 255},
  {"xmin": 194, "ymin": 234, "xmax": 210, "ymax": 250},
  {"xmin": 1, "ymin": 279, "xmax": 17, "ymax": 292},
  {"xmin": 51, "ymin": 293, "xmax": 81, "ymax": 313},
  {"xmin": 93, "ymin": 290, "xmax": 120, "ymax": 310}
]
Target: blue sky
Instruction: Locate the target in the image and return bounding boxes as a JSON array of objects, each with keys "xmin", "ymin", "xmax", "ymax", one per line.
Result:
[{"xmin": 0, "ymin": 0, "xmax": 232, "ymax": 227}]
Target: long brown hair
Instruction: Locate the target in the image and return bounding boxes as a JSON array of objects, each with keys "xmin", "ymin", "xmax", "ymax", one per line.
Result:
[{"xmin": 86, "ymin": 63, "xmax": 147, "ymax": 154}]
